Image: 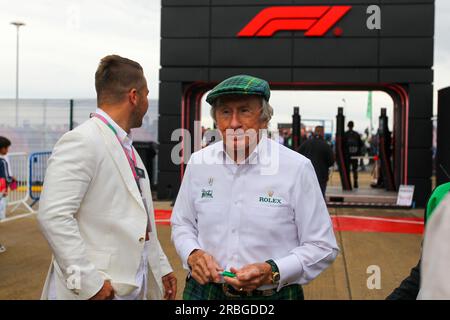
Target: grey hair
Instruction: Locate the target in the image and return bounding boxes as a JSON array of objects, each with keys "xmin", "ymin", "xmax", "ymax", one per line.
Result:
[{"xmin": 210, "ymin": 97, "xmax": 273, "ymax": 125}]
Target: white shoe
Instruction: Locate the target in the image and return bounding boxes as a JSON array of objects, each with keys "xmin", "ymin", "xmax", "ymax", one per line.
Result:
[{"xmin": 0, "ymin": 245, "xmax": 6, "ymax": 253}]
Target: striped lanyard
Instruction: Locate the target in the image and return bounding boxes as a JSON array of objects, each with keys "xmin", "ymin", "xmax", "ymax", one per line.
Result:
[{"xmin": 92, "ymin": 113, "xmax": 141, "ymax": 192}]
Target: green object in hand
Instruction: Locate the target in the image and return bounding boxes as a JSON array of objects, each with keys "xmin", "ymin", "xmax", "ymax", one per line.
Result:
[{"xmin": 221, "ymin": 271, "xmax": 236, "ymax": 278}]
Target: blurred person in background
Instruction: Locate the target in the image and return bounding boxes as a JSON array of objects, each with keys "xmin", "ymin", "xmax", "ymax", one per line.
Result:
[
  {"xmin": 0, "ymin": 136, "xmax": 14, "ymax": 253},
  {"xmin": 387, "ymin": 181, "xmax": 450, "ymax": 299},
  {"xmin": 298, "ymin": 126, "xmax": 335, "ymax": 197},
  {"xmin": 418, "ymin": 191, "xmax": 450, "ymax": 299},
  {"xmin": 344, "ymin": 121, "xmax": 363, "ymax": 189}
]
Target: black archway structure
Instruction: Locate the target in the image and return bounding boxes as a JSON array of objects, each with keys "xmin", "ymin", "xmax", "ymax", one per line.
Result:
[{"xmin": 158, "ymin": 0, "xmax": 434, "ymax": 207}]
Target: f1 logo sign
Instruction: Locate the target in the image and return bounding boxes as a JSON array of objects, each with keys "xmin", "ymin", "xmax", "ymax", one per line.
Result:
[{"xmin": 237, "ymin": 6, "xmax": 352, "ymax": 37}]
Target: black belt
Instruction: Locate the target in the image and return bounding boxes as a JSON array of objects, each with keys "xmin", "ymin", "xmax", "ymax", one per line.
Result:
[{"xmin": 219, "ymin": 283, "xmax": 278, "ymax": 298}]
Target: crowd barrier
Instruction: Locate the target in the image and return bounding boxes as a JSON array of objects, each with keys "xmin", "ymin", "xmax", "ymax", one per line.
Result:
[
  {"xmin": 29, "ymin": 152, "xmax": 52, "ymax": 207},
  {"xmin": 6, "ymin": 152, "xmax": 33, "ymax": 214},
  {"xmin": 5, "ymin": 151, "xmax": 51, "ymax": 216}
]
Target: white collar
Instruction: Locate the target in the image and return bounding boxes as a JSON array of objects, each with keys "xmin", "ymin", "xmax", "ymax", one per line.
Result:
[
  {"xmin": 217, "ymin": 136, "xmax": 269, "ymax": 165},
  {"xmin": 95, "ymin": 108, "xmax": 133, "ymax": 151}
]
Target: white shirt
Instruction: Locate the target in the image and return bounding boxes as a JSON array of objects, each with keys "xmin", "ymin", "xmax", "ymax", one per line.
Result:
[
  {"xmin": 171, "ymin": 136, "xmax": 339, "ymax": 291},
  {"xmin": 95, "ymin": 108, "xmax": 133, "ymax": 153},
  {"xmin": 49, "ymin": 109, "xmax": 149, "ymax": 300}
]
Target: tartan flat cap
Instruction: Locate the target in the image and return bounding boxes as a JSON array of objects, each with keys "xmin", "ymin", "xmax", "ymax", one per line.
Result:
[{"xmin": 206, "ymin": 75, "xmax": 270, "ymax": 105}]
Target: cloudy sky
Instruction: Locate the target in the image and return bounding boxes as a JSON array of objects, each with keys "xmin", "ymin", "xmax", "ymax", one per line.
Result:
[{"xmin": 1, "ymin": 0, "xmax": 449, "ymax": 133}]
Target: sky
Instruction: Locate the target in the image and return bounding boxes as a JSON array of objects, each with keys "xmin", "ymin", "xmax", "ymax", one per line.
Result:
[
  {"xmin": 0, "ymin": 0, "xmax": 160, "ymax": 99},
  {"xmin": 1, "ymin": 0, "xmax": 449, "ymax": 133}
]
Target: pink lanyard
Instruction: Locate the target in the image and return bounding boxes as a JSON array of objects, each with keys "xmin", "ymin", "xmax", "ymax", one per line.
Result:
[
  {"xmin": 92, "ymin": 113, "xmax": 140, "ymax": 186},
  {"xmin": 93, "ymin": 113, "xmax": 152, "ymax": 235}
]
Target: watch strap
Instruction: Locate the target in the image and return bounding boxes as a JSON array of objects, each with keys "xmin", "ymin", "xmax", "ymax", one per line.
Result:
[{"xmin": 265, "ymin": 259, "xmax": 280, "ymax": 285}]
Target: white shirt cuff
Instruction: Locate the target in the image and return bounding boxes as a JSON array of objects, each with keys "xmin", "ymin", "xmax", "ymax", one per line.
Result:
[
  {"xmin": 179, "ymin": 239, "xmax": 201, "ymax": 270},
  {"xmin": 274, "ymin": 254, "xmax": 303, "ymax": 291}
]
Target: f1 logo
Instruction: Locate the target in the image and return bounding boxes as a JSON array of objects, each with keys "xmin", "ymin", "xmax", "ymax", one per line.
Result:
[{"xmin": 237, "ymin": 6, "xmax": 352, "ymax": 37}]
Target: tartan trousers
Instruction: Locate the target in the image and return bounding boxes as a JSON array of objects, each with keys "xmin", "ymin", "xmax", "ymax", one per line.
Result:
[{"xmin": 183, "ymin": 276, "xmax": 304, "ymax": 300}]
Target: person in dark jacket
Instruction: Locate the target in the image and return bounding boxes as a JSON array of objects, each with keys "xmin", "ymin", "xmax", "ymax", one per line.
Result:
[
  {"xmin": 298, "ymin": 126, "xmax": 334, "ymax": 197},
  {"xmin": 385, "ymin": 260, "xmax": 421, "ymax": 300},
  {"xmin": 344, "ymin": 121, "xmax": 363, "ymax": 188}
]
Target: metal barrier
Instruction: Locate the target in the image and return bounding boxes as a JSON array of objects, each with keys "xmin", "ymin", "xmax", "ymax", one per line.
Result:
[
  {"xmin": 6, "ymin": 152, "xmax": 34, "ymax": 214},
  {"xmin": 29, "ymin": 152, "xmax": 52, "ymax": 207}
]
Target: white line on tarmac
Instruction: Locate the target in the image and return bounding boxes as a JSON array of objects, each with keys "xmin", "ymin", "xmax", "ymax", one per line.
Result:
[
  {"xmin": 0, "ymin": 215, "xmax": 168, "ymax": 224},
  {"xmin": 333, "ymin": 215, "xmax": 423, "ymax": 225},
  {"xmin": 0, "ymin": 212, "xmax": 37, "ymax": 224},
  {"xmin": 155, "ymin": 219, "xmax": 171, "ymax": 223}
]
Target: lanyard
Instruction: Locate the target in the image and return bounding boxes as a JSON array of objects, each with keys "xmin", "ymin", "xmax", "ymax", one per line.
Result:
[
  {"xmin": 92, "ymin": 113, "xmax": 152, "ymax": 237},
  {"xmin": 92, "ymin": 113, "xmax": 141, "ymax": 190}
]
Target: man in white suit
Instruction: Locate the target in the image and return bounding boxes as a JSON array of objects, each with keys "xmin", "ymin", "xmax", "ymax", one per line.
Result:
[{"xmin": 38, "ymin": 55, "xmax": 176, "ymax": 300}]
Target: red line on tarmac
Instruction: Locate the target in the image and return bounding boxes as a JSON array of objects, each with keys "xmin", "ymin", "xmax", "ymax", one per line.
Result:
[
  {"xmin": 332, "ymin": 216, "xmax": 424, "ymax": 234},
  {"xmin": 155, "ymin": 210, "xmax": 424, "ymax": 234},
  {"xmin": 155, "ymin": 209, "xmax": 172, "ymax": 221}
]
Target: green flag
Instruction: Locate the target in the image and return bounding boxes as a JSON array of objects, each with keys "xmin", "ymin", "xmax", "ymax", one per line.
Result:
[{"xmin": 367, "ymin": 91, "xmax": 373, "ymax": 120}]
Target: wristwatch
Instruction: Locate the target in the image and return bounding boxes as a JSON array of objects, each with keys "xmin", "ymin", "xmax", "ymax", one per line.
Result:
[{"xmin": 265, "ymin": 259, "xmax": 280, "ymax": 285}]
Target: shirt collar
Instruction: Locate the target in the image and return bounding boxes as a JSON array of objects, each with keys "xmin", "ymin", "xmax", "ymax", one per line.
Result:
[
  {"xmin": 95, "ymin": 108, "xmax": 133, "ymax": 151},
  {"xmin": 217, "ymin": 136, "xmax": 269, "ymax": 165}
]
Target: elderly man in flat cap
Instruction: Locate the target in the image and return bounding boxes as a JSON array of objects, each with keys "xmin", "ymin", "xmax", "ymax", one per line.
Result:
[{"xmin": 171, "ymin": 75, "xmax": 339, "ymax": 300}]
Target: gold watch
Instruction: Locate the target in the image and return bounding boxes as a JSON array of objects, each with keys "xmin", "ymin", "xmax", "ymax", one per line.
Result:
[{"xmin": 266, "ymin": 259, "xmax": 280, "ymax": 285}]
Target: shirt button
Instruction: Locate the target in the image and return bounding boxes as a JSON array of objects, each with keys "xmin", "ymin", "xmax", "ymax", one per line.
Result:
[
  {"xmin": 231, "ymin": 229, "xmax": 236, "ymax": 234},
  {"xmin": 139, "ymin": 237, "xmax": 145, "ymax": 243}
]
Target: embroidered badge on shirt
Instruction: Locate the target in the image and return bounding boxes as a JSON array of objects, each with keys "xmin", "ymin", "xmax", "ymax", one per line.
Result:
[
  {"xmin": 201, "ymin": 189, "xmax": 214, "ymax": 199},
  {"xmin": 259, "ymin": 190, "xmax": 282, "ymax": 204}
]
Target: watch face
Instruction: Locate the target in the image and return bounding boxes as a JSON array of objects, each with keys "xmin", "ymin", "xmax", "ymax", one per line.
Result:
[
  {"xmin": 266, "ymin": 260, "xmax": 280, "ymax": 284},
  {"xmin": 274, "ymin": 272, "xmax": 280, "ymax": 281}
]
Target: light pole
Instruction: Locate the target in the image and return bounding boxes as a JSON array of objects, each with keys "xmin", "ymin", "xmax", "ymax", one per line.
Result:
[{"xmin": 10, "ymin": 21, "xmax": 25, "ymax": 128}]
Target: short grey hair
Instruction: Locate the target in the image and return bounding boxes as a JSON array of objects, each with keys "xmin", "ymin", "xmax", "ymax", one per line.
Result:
[{"xmin": 210, "ymin": 96, "xmax": 273, "ymax": 125}]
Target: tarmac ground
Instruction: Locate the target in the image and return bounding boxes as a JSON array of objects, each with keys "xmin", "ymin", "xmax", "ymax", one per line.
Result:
[{"xmin": 0, "ymin": 200, "xmax": 423, "ymax": 300}]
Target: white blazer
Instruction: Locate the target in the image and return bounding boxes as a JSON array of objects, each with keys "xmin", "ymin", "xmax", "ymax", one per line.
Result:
[{"xmin": 38, "ymin": 117, "xmax": 173, "ymax": 300}]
